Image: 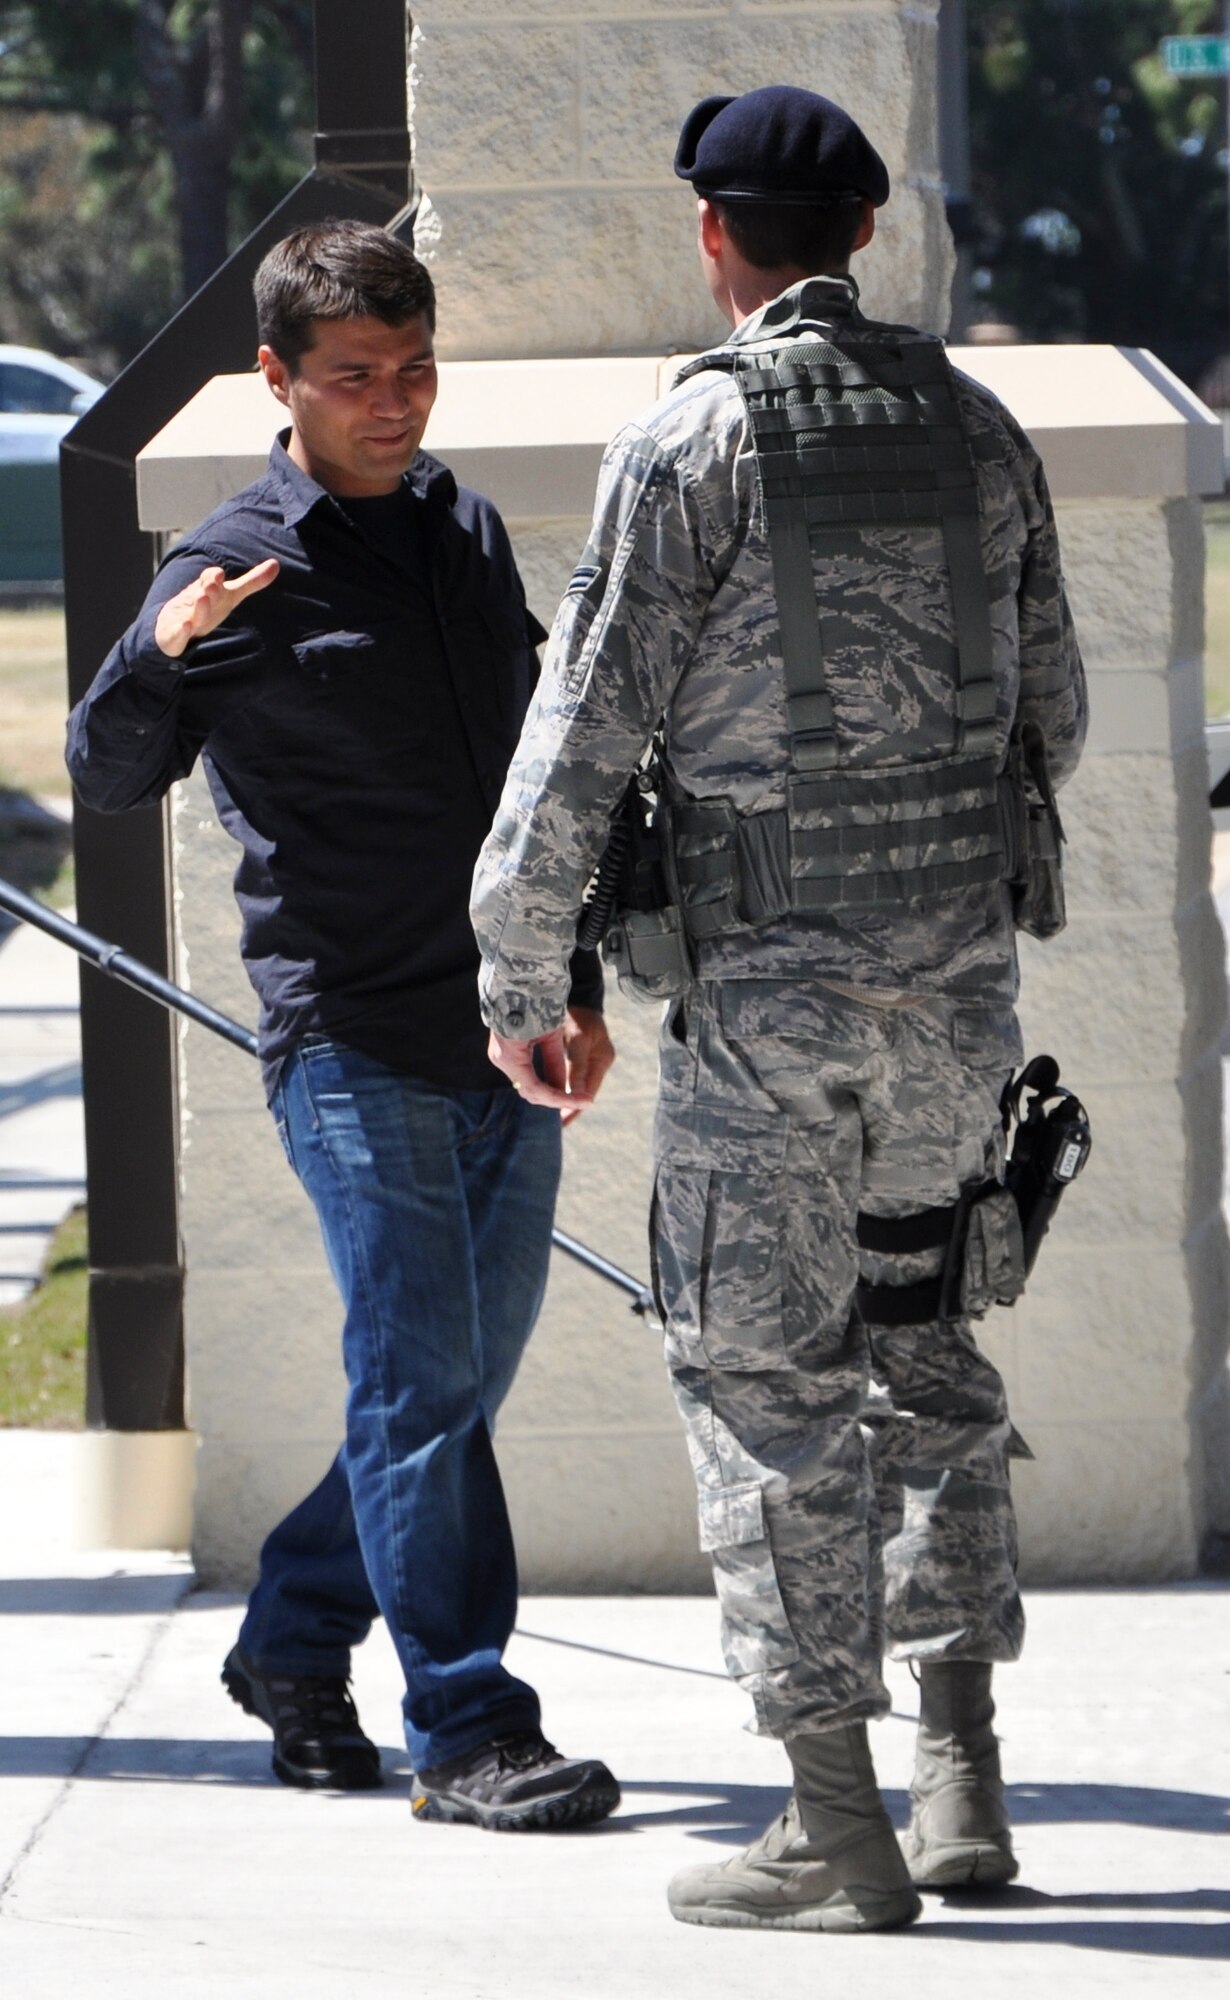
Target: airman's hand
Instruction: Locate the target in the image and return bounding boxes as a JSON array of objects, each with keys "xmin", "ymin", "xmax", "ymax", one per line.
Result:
[
  {"xmin": 487, "ymin": 1008, "xmax": 616, "ymax": 1124},
  {"xmin": 153, "ymin": 559, "xmax": 280, "ymax": 659},
  {"xmin": 559, "ymin": 1007, "xmax": 616, "ymax": 1121}
]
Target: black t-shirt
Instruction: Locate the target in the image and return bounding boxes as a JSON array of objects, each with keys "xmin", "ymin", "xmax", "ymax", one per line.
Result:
[{"xmin": 338, "ymin": 486, "xmax": 433, "ymax": 596}]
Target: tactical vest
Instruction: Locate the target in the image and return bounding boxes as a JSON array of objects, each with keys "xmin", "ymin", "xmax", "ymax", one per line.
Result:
[{"xmin": 667, "ymin": 324, "xmax": 1008, "ymax": 941}]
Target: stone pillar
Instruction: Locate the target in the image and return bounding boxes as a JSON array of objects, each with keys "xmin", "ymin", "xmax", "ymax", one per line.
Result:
[
  {"xmin": 409, "ymin": 0, "xmax": 955, "ymax": 353},
  {"xmin": 995, "ymin": 496, "xmax": 1230, "ymax": 1578}
]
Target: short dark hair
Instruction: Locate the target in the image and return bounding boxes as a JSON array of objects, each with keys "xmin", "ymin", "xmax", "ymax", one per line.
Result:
[
  {"xmin": 254, "ymin": 220, "xmax": 436, "ymax": 373},
  {"xmin": 713, "ymin": 196, "xmax": 864, "ymax": 275}
]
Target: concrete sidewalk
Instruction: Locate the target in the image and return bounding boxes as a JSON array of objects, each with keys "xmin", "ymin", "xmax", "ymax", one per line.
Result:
[{"xmin": 0, "ymin": 1446, "xmax": 1226, "ymax": 1999}]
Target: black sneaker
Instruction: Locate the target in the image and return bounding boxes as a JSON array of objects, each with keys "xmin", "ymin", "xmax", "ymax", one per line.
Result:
[
  {"xmin": 222, "ymin": 1643, "xmax": 383, "ymax": 1792},
  {"xmin": 411, "ymin": 1729, "xmax": 620, "ymax": 1831}
]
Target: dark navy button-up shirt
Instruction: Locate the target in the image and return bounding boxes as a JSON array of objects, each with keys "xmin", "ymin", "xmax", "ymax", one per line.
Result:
[{"xmin": 66, "ymin": 436, "xmax": 601, "ymax": 1095}]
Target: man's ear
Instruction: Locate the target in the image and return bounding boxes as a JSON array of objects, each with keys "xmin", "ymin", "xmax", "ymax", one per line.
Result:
[
  {"xmin": 258, "ymin": 344, "xmax": 292, "ymax": 408},
  {"xmin": 851, "ymin": 199, "xmax": 877, "ymax": 255},
  {"xmin": 697, "ymin": 197, "xmax": 725, "ymax": 262}
]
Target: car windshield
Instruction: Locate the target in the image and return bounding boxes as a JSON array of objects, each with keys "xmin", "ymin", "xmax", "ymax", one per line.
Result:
[{"xmin": 0, "ymin": 363, "xmax": 82, "ymax": 415}]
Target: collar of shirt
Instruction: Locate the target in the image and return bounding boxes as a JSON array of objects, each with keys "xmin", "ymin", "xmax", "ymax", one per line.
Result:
[
  {"xmin": 674, "ymin": 274, "xmax": 865, "ymax": 391},
  {"xmin": 733, "ymin": 273, "xmax": 862, "ymax": 348},
  {"xmin": 265, "ymin": 430, "xmax": 460, "ymax": 530}
]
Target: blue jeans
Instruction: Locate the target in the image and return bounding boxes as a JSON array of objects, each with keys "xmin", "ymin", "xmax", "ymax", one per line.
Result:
[{"xmin": 238, "ymin": 1038, "xmax": 562, "ymax": 1770}]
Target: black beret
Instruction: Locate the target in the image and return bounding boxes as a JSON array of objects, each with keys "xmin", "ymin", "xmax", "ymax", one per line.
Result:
[{"xmin": 674, "ymin": 85, "xmax": 890, "ymax": 207}]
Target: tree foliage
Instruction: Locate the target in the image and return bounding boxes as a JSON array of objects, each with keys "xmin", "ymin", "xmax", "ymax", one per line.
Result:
[
  {"xmin": 968, "ymin": 0, "xmax": 1229, "ymax": 386},
  {"xmin": 0, "ymin": 0, "xmax": 313, "ymax": 373}
]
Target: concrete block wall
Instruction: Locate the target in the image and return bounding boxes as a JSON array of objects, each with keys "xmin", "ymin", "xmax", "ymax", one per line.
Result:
[
  {"xmin": 409, "ymin": 0, "xmax": 955, "ymax": 355},
  {"xmin": 977, "ymin": 497, "xmax": 1230, "ymax": 1580}
]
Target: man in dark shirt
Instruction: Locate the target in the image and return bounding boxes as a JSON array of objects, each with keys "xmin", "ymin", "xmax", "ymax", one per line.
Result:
[{"xmin": 66, "ymin": 221, "xmax": 620, "ymax": 1831}]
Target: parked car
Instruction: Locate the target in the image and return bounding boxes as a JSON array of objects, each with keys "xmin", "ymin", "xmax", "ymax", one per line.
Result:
[{"xmin": 0, "ymin": 345, "xmax": 103, "ymax": 464}]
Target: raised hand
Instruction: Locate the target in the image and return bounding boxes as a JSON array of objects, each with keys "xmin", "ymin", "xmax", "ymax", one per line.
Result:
[{"xmin": 153, "ymin": 559, "xmax": 280, "ymax": 660}]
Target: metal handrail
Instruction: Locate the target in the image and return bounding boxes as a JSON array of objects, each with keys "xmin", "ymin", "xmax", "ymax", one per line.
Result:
[{"xmin": 0, "ymin": 876, "xmax": 656, "ymax": 1318}]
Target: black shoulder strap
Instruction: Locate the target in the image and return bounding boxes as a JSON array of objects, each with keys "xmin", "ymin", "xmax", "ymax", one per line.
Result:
[{"xmin": 733, "ymin": 333, "xmax": 999, "ymax": 773}]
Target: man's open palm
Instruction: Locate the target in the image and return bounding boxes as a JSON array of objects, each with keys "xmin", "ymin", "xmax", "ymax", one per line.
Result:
[{"xmin": 153, "ymin": 559, "xmax": 280, "ymax": 659}]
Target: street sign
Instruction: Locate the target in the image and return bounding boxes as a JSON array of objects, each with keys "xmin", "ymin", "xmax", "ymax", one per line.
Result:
[{"xmin": 1162, "ymin": 35, "xmax": 1230, "ymax": 75}]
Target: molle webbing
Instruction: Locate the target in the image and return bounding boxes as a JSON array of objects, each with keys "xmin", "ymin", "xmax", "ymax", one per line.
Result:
[
  {"xmin": 669, "ymin": 329, "xmax": 1006, "ymax": 934},
  {"xmin": 733, "ymin": 336, "xmax": 998, "ymax": 773}
]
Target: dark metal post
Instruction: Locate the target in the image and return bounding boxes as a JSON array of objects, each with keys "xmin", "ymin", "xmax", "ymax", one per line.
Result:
[
  {"xmin": 937, "ymin": 0, "xmax": 976, "ymax": 340},
  {"xmin": 0, "ymin": 875, "xmax": 659, "ymax": 1318},
  {"xmin": 61, "ymin": 0, "xmax": 413, "ymax": 1431}
]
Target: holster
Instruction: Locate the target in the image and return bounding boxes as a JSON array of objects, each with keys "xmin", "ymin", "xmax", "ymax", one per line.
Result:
[
  {"xmin": 855, "ymin": 1187, "xmax": 1026, "ymax": 1327},
  {"xmin": 856, "ymin": 1055, "xmax": 1091, "ymax": 1327}
]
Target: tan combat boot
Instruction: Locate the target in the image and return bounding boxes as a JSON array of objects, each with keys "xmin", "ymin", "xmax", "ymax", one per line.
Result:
[
  {"xmin": 667, "ymin": 1723, "xmax": 923, "ymax": 1932},
  {"xmin": 901, "ymin": 1661, "xmax": 1019, "ymax": 1888}
]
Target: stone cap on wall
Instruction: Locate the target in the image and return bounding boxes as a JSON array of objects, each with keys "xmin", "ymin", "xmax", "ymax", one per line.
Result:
[{"xmin": 136, "ymin": 344, "xmax": 1222, "ymax": 533}]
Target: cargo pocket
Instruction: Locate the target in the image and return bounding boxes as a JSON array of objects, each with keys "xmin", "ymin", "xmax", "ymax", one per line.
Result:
[
  {"xmin": 650, "ymin": 1166, "xmax": 704, "ymax": 1353},
  {"xmin": 653, "ymin": 1162, "xmax": 787, "ymax": 1369},
  {"xmin": 698, "ymin": 1480, "xmax": 800, "ymax": 1675}
]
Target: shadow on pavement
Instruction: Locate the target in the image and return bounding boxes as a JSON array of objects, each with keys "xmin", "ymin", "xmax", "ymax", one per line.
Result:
[
  {"xmin": 1007, "ymin": 1781, "xmax": 1230, "ymax": 1833},
  {"xmin": 0, "ymin": 1734, "xmax": 413, "ymax": 1792},
  {"xmin": 0, "ymin": 1063, "xmax": 82, "ymax": 1122},
  {"xmin": 0, "ymin": 1575, "xmax": 189, "ymax": 1616},
  {"xmin": 617, "ymin": 1776, "xmax": 1230, "ymax": 1843},
  {"xmin": 921, "ymin": 1888, "xmax": 1230, "ymax": 1959},
  {"xmin": 0, "ymin": 789, "xmax": 71, "ymax": 921}
]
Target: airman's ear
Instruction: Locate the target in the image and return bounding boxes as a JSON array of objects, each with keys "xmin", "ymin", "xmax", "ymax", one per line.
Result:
[
  {"xmin": 697, "ymin": 197, "xmax": 726, "ymax": 262},
  {"xmin": 851, "ymin": 199, "xmax": 877, "ymax": 255}
]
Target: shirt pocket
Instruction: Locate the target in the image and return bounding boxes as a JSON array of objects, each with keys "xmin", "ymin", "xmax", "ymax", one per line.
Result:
[
  {"xmin": 283, "ymin": 625, "xmax": 421, "ymax": 754},
  {"xmin": 291, "ymin": 627, "xmax": 388, "ymax": 683}
]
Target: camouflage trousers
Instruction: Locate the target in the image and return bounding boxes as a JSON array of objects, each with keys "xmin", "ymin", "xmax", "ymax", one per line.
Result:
[{"xmin": 651, "ymin": 978, "xmax": 1028, "ymax": 1740}]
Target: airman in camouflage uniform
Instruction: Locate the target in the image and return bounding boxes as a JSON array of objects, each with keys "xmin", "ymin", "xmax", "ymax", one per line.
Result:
[{"xmin": 472, "ymin": 85, "xmax": 1086, "ymax": 1932}]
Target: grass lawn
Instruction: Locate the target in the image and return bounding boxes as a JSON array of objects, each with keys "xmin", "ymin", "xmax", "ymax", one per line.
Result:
[
  {"xmin": 0, "ymin": 605, "xmax": 72, "ymax": 797},
  {"xmin": 0, "ymin": 606, "xmax": 83, "ymax": 1425},
  {"xmin": 0, "ymin": 604, "xmax": 74, "ymax": 906},
  {"xmin": 0, "ymin": 1206, "xmax": 87, "ymax": 1428}
]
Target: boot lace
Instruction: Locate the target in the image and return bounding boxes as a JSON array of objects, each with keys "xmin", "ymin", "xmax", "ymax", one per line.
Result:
[{"xmin": 268, "ymin": 1675, "xmax": 361, "ymax": 1738}]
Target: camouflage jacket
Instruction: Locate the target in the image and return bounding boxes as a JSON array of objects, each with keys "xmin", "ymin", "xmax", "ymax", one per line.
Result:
[{"xmin": 472, "ymin": 275, "xmax": 1087, "ymax": 1039}]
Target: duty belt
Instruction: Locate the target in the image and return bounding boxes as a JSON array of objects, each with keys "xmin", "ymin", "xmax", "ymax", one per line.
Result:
[{"xmin": 672, "ymin": 757, "xmax": 1009, "ymax": 938}]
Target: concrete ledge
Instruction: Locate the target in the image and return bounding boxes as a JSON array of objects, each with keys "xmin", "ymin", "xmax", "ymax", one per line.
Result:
[
  {"xmin": 74, "ymin": 1430, "xmax": 196, "ymax": 1552},
  {"xmin": 136, "ymin": 357, "xmax": 663, "ymax": 532},
  {"xmin": 136, "ymin": 343, "xmax": 1223, "ymax": 534},
  {"xmin": 950, "ymin": 344, "xmax": 1223, "ymax": 499}
]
